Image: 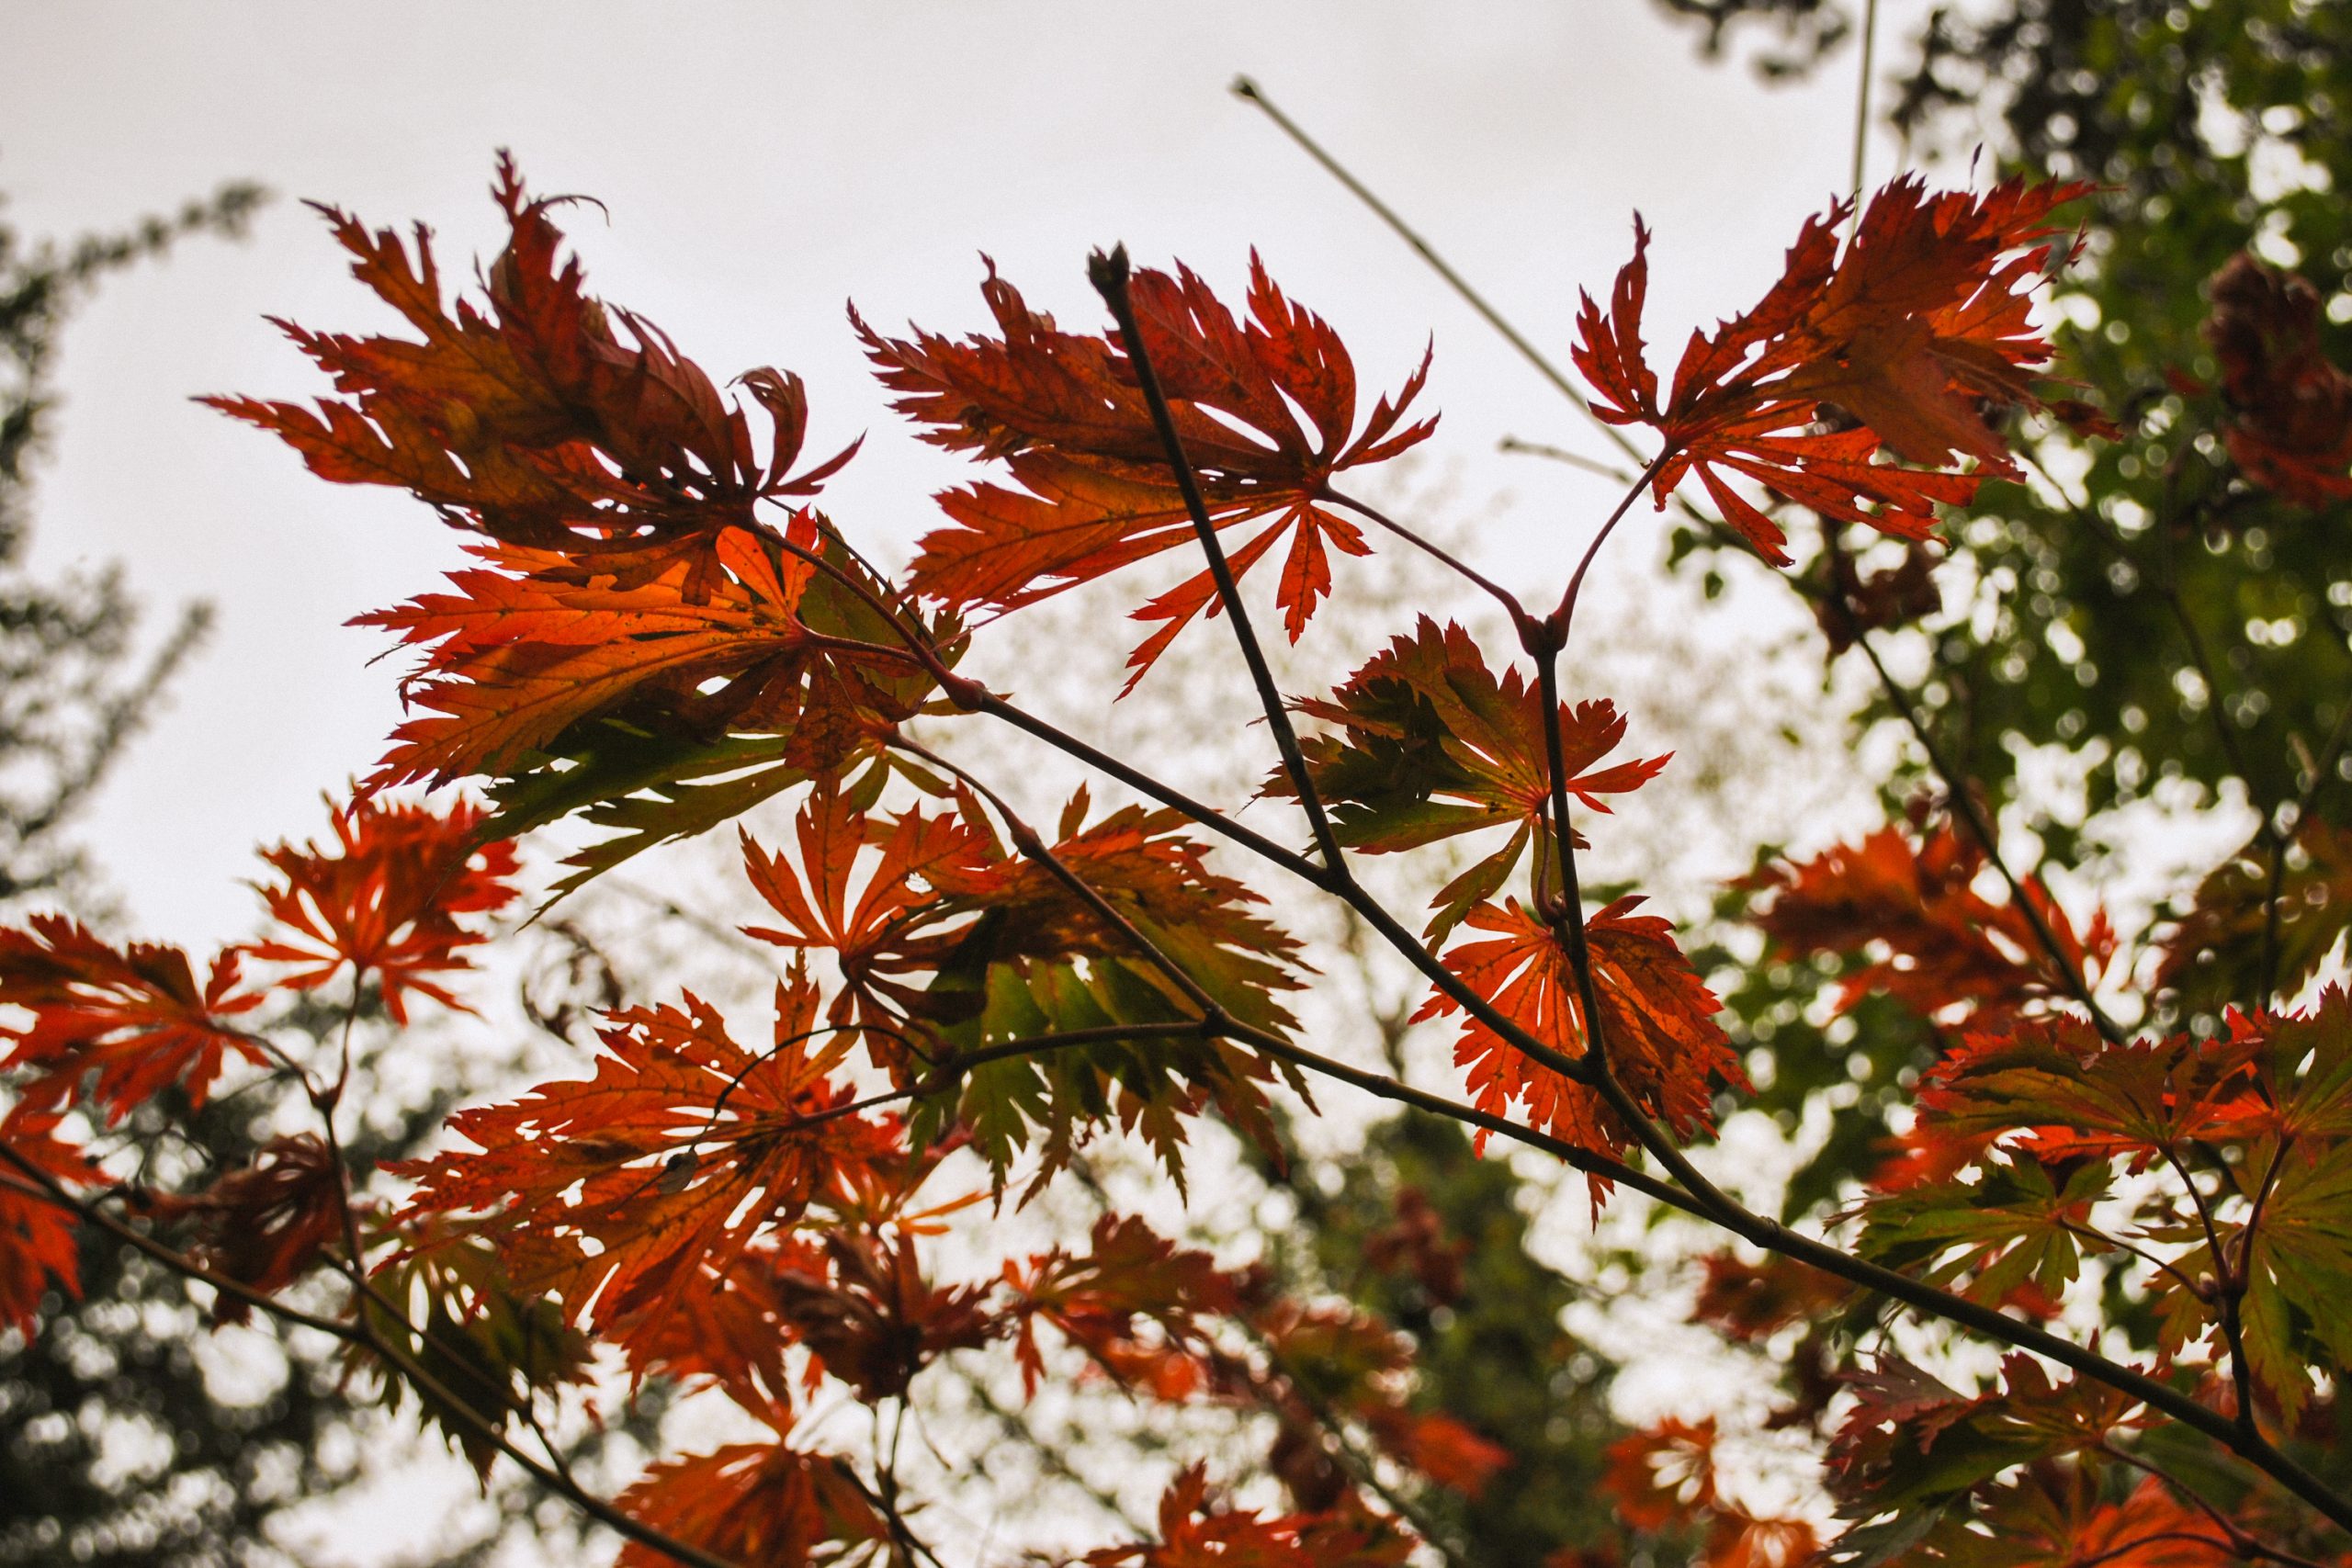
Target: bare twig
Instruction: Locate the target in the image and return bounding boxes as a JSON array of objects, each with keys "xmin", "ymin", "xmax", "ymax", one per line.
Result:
[{"xmin": 1088, "ymin": 244, "xmax": 1350, "ymax": 880}]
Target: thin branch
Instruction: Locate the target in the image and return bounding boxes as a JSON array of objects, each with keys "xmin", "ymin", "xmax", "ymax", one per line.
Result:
[
  {"xmin": 1087, "ymin": 244, "xmax": 1350, "ymax": 879},
  {"xmin": 1849, "ymin": 0, "xmax": 1882, "ymax": 229},
  {"xmin": 1498, "ymin": 434, "xmax": 1639, "ymax": 484},
  {"xmin": 1230, "ymin": 75, "xmax": 1642, "ymax": 468},
  {"xmin": 1852, "ymin": 627, "xmax": 2128, "ymax": 1044},
  {"xmin": 2170, "ymin": 1138, "xmax": 2261, "ymax": 1443},
  {"xmin": 1551, "ymin": 453, "xmax": 1677, "ymax": 635}
]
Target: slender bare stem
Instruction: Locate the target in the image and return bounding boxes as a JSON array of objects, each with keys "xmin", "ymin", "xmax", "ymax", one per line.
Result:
[
  {"xmin": 1230, "ymin": 75, "xmax": 1642, "ymax": 467},
  {"xmin": 1849, "ymin": 0, "xmax": 1882, "ymax": 229},
  {"xmin": 1087, "ymin": 245, "xmax": 1350, "ymax": 879},
  {"xmin": 2162, "ymin": 1144, "xmax": 2261, "ymax": 1440}
]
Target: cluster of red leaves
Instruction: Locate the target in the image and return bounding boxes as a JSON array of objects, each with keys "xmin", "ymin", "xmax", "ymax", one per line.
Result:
[
  {"xmin": 1865, "ymin": 995, "xmax": 2352, "ymax": 1426},
  {"xmin": 1417, "ymin": 896, "xmax": 1745, "ymax": 1199},
  {"xmin": 387, "ymin": 972, "xmax": 905, "ymax": 1338},
  {"xmin": 1363, "ymin": 1186, "xmax": 1469, "ymax": 1306},
  {"xmin": 1746, "ymin": 814, "xmax": 2112, "ymax": 1028},
  {"xmin": 208, "ymin": 158, "xmax": 946, "ymax": 893},
  {"xmin": 1083, "ymin": 1464, "xmax": 1414, "ymax": 1568},
  {"xmin": 31, "ymin": 152, "xmax": 2328, "ymax": 1568},
  {"xmin": 859, "ymin": 252, "xmax": 1434, "ymax": 682},
  {"xmin": 591, "ymin": 1199, "xmax": 1501, "ymax": 1564},
  {"xmin": 0, "ymin": 793, "xmax": 518, "ymax": 1336},
  {"xmin": 739, "ymin": 783, "xmax": 1302, "ymax": 1189},
  {"xmin": 1574, "ymin": 174, "xmax": 2089, "ymax": 564},
  {"xmin": 2197, "ymin": 252, "xmax": 2352, "ymax": 506},
  {"xmin": 613, "ymin": 1443, "xmax": 888, "ymax": 1568},
  {"xmin": 1007, "ymin": 1213, "xmax": 1509, "ymax": 1513},
  {"xmin": 207, "ymin": 153, "xmax": 854, "ymax": 592}
]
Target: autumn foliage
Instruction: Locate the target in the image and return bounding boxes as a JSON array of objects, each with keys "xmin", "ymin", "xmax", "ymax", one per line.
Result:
[{"xmin": 6, "ymin": 140, "xmax": 2352, "ymax": 1568}]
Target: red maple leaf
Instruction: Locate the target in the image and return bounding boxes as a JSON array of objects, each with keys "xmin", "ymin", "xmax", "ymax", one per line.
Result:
[
  {"xmin": 1746, "ymin": 818, "xmax": 2111, "ymax": 1028},
  {"xmin": 0, "ymin": 915, "xmax": 266, "ymax": 1122},
  {"xmin": 614, "ymin": 1439, "xmax": 888, "ymax": 1568},
  {"xmin": 858, "ymin": 254, "xmax": 1434, "ymax": 682},
  {"xmin": 249, "ymin": 794, "xmax": 519, "ymax": 1022},
  {"xmin": 205, "ymin": 153, "xmax": 855, "ymax": 597},
  {"xmin": 1005, "ymin": 1212, "xmax": 1240, "ymax": 1398},
  {"xmin": 1573, "ymin": 174, "xmax": 2089, "ymax": 564},
  {"xmin": 140, "ymin": 1134, "xmax": 345, "ymax": 1322},
  {"xmin": 767, "ymin": 1227, "xmax": 1000, "ymax": 1403},
  {"xmin": 2200, "ymin": 252, "xmax": 2352, "ymax": 505},
  {"xmin": 0, "ymin": 1109, "xmax": 99, "ymax": 1336},
  {"xmin": 1415, "ymin": 897, "xmax": 1745, "ymax": 1197},
  {"xmin": 389, "ymin": 974, "xmax": 904, "ymax": 1335}
]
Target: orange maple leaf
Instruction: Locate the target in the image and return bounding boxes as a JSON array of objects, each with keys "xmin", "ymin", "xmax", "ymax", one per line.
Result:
[
  {"xmin": 0, "ymin": 1109, "xmax": 99, "ymax": 1335},
  {"xmin": 1602, "ymin": 1416, "xmax": 1721, "ymax": 1530},
  {"xmin": 389, "ymin": 974, "xmax": 903, "ymax": 1334},
  {"xmin": 205, "ymin": 153, "xmax": 855, "ymax": 597},
  {"xmin": 1415, "ymin": 896, "xmax": 1745, "ymax": 1198},
  {"xmin": 0, "ymin": 915, "xmax": 266, "ymax": 1122},
  {"xmin": 858, "ymin": 254, "xmax": 1434, "ymax": 682},
  {"xmin": 355, "ymin": 517, "xmax": 920, "ymax": 792},
  {"xmin": 1746, "ymin": 817, "xmax": 2111, "ymax": 1028},
  {"xmin": 249, "ymin": 794, "xmax": 519, "ymax": 1022},
  {"xmin": 1574, "ymin": 174, "xmax": 2089, "ymax": 564},
  {"xmin": 614, "ymin": 1439, "xmax": 888, "ymax": 1568}
]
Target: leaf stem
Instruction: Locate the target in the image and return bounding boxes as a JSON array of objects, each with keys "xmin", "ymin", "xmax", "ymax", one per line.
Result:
[{"xmin": 1323, "ymin": 488, "xmax": 1528, "ymax": 621}]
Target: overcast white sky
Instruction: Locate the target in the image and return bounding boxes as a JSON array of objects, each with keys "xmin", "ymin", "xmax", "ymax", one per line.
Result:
[{"xmin": 1, "ymin": 0, "xmax": 1930, "ymax": 946}]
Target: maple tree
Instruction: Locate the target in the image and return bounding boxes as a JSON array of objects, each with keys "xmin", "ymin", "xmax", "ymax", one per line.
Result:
[{"xmin": 9, "ymin": 37, "xmax": 2352, "ymax": 1562}]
